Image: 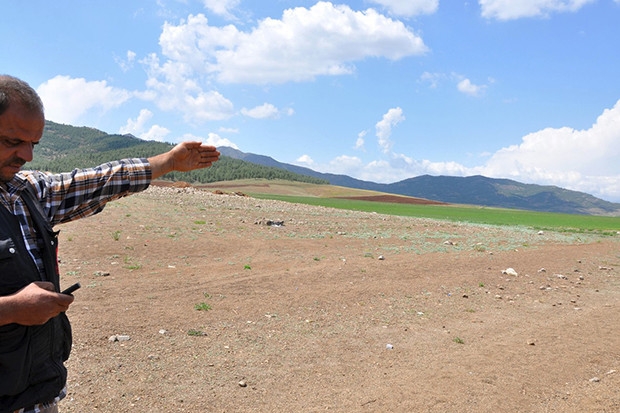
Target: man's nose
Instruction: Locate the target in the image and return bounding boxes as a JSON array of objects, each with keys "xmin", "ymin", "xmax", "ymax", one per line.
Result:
[{"xmin": 16, "ymin": 142, "xmax": 34, "ymax": 162}]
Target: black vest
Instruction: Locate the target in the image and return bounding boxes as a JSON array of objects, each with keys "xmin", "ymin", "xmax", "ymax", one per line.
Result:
[{"xmin": 0, "ymin": 184, "xmax": 72, "ymax": 413}]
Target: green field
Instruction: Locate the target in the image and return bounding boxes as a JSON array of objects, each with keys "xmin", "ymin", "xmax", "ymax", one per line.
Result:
[{"xmin": 251, "ymin": 193, "xmax": 620, "ymax": 235}]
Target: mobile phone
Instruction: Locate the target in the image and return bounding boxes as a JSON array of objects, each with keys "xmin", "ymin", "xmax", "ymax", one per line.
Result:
[{"xmin": 61, "ymin": 282, "xmax": 81, "ymax": 295}]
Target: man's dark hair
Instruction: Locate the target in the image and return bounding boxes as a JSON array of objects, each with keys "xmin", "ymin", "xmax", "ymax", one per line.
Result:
[{"xmin": 0, "ymin": 75, "xmax": 45, "ymax": 117}]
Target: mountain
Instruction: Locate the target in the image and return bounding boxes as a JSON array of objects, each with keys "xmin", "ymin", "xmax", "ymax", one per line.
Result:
[
  {"xmin": 27, "ymin": 121, "xmax": 328, "ymax": 186},
  {"xmin": 25, "ymin": 122, "xmax": 620, "ymax": 216},
  {"xmin": 218, "ymin": 147, "xmax": 620, "ymax": 216}
]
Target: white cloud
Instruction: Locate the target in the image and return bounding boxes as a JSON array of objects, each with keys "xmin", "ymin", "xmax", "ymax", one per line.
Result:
[
  {"xmin": 157, "ymin": 3, "xmax": 427, "ymax": 85},
  {"xmin": 369, "ymin": 0, "xmax": 439, "ymax": 17},
  {"xmin": 201, "ymin": 0, "xmax": 240, "ymax": 19},
  {"xmin": 355, "ymin": 130, "xmax": 367, "ymax": 151},
  {"xmin": 457, "ymin": 78, "xmax": 485, "ymax": 97},
  {"xmin": 205, "ymin": 132, "xmax": 238, "ymax": 148},
  {"xmin": 142, "ymin": 53, "xmax": 235, "ymax": 122},
  {"xmin": 179, "ymin": 132, "xmax": 239, "ymax": 149},
  {"xmin": 479, "ymin": 0, "xmax": 596, "ymax": 20},
  {"xmin": 116, "ymin": 50, "xmax": 137, "ymax": 72},
  {"xmin": 241, "ymin": 103, "xmax": 288, "ymax": 119},
  {"xmin": 119, "ymin": 109, "xmax": 170, "ymax": 142},
  {"xmin": 419, "ymin": 71, "xmax": 443, "ymax": 88},
  {"xmin": 296, "ymin": 154, "xmax": 315, "ymax": 165},
  {"xmin": 37, "ymin": 75, "xmax": 131, "ymax": 124},
  {"xmin": 328, "ymin": 155, "xmax": 365, "ymax": 173},
  {"xmin": 141, "ymin": 124, "xmax": 171, "ymax": 142},
  {"xmin": 119, "ymin": 109, "xmax": 153, "ymax": 135},
  {"xmin": 376, "ymin": 107, "xmax": 405, "ymax": 153}
]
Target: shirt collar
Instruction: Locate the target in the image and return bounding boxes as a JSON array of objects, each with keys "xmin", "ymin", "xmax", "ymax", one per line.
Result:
[{"xmin": 2, "ymin": 172, "xmax": 29, "ymax": 197}]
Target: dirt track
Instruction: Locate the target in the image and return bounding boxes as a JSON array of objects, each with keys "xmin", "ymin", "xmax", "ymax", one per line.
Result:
[{"xmin": 56, "ymin": 186, "xmax": 619, "ymax": 412}]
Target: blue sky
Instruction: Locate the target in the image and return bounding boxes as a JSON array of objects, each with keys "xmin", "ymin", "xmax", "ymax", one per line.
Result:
[{"xmin": 2, "ymin": 0, "xmax": 620, "ymax": 201}]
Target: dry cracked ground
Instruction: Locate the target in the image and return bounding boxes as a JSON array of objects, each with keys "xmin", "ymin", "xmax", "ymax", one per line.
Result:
[{"xmin": 54, "ymin": 185, "xmax": 619, "ymax": 412}]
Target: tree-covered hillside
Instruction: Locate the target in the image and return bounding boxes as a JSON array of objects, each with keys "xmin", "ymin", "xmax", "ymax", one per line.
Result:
[{"xmin": 25, "ymin": 121, "xmax": 328, "ymax": 185}]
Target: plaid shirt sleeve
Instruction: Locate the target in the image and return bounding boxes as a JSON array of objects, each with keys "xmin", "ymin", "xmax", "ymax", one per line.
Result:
[{"xmin": 25, "ymin": 158, "xmax": 151, "ymax": 226}]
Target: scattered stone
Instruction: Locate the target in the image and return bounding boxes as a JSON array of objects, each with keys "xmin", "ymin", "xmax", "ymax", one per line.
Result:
[
  {"xmin": 238, "ymin": 380, "xmax": 247, "ymax": 387},
  {"xmin": 378, "ymin": 255, "xmax": 385, "ymax": 260},
  {"xmin": 386, "ymin": 344, "xmax": 394, "ymax": 350},
  {"xmin": 108, "ymin": 334, "xmax": 131, "ymax": 342},
  {"xmin": 527, "ymin": 340, "xmax": 536, "ymax": 346},
  {"xmin": 502, "ymin": 268, "xmax": 518, "ymax": 276},
  {"xmin": 94, "ymin": 271, "xmax": 110, "ymax": 277},
  {"xmin": 267, "ymin": 220, "xmax": 284, "ymax": 227},
  {"xmin": 538, "ymin": 268, "xmax": 546, "ymax": 273},
  {"xmin": 255, "ymin": 219, "xmax": 285, "ymax": 226},
  {"xmin": 555, "ymin": 274, "xmax": 568, "ymax": 280},
  {"xmin": 159, "ymin": 329, "xmax": 167, "ymax": 335},
  {"xmin": 443, "ymin": 240, "xmax": 456, "ymax": 246},
  {"xmin": 589, "ymin": 377, "xmax": 600, "ymax": 383},
  {"xmin": 537, "ymin": 230, "xmax": 544, "ymax": 235}
]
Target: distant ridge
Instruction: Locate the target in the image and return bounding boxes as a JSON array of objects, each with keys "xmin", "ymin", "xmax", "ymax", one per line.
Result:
[
  {"xmin": 25, "ymin": 122, "xmax": 620, "ymax": 216},
  {"xmin": 219, "ymin": 147, "xmax": 620, "ymax": 216}
]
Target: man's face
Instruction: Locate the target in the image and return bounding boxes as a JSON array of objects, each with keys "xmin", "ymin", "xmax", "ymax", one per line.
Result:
[{"xmin": 0, "ymin": 104, "xmax": 44, "ymax": 183}]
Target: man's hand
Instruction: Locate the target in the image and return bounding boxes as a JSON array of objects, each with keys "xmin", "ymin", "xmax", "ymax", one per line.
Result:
[
  {"xmin": 0, "ymin": 282, "xmax": 74, "ymax": 326},
  {"xmin": 149, "ymin": 141, "xmax": 220, "ymax": 179}
]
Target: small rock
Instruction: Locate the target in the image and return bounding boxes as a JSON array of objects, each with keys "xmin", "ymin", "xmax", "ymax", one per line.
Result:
[
  {"xmin": 502, "ymin": 268, "xmax": 518, "ymax": 276},
  {"xmin": 378, "ymin": 255, "xmax": 385, "ymax": 260},
  {"xmin": 238, "ymin": 380, "xmax": 247, "ymax": 387},
  {"xmin": 589, "ymin": 377, "xmax": 600, "ymax": 383},
  {"xmin": 109, "ymin": 334, "xmax": 131, "ymax": 342},
  {"xmin": 386, "ymin": 344, "xmax": 394, "ymax": 350}
]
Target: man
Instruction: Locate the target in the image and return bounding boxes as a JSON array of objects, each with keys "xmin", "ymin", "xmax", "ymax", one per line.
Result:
[{"xmin": 0, "ymin": 75, "xmax": 220, "ymax": 413}]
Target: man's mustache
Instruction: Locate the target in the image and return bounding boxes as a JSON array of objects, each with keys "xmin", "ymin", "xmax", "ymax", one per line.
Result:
[{"xmin": 7, "ymin": 157, "xmax": 26, "ymax": 168}]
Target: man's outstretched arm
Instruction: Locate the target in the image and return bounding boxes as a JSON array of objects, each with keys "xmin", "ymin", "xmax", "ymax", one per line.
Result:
[{"xmin": 148, "ymin": 141, "xmax": 220, "ymax": 180}]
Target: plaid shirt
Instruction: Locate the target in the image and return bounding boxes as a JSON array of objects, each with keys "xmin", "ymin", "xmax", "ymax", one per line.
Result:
[{"xmin": 1, "ymin": 158, "xmax": 151, "ymax": 413}]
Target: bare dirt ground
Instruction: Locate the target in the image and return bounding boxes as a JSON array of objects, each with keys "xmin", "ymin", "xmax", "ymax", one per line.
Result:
[{"xmin": 55, "ymin": 185, "xmax": 620, "ymax": 412}]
